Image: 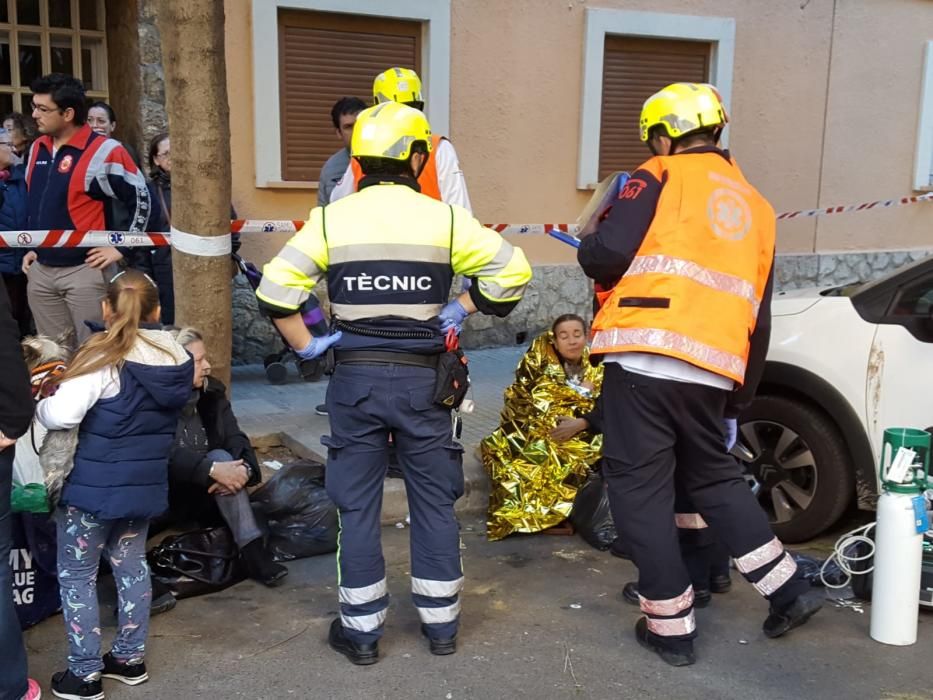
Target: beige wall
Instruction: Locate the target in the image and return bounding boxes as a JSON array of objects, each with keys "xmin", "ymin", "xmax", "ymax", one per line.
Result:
[
  {"xmin": 226, "ymin": 0, "xmax": 933, "ymax": 267},
  {"xmin": 816, "ymin": 0, "xmax": 931, "ymax": 251}
]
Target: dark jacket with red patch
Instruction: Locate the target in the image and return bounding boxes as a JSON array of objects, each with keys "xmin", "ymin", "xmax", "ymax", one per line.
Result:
[{"xmin": 25, "ymin": 124, "xmax": 151, "ymax": 267}]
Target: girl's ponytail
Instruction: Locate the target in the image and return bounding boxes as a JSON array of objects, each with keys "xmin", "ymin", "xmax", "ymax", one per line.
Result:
[{"xmin": 53, "ymin": 269, "xmax": 163, "ymax": 385}]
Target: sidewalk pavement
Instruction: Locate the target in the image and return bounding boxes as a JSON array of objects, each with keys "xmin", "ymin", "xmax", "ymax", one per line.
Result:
[
  {"xmin": 231, "ymin": 345, "xmax": 526, "ymax": 524},
  {"xmin": 22, "ymin": 518, "xmax": 933, "ymax": 700}
]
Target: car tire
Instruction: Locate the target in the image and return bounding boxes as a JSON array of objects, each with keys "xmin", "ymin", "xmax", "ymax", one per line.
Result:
[{"xmin": 740, "ymin": 395, "xmax": 855, "ymax": 543}]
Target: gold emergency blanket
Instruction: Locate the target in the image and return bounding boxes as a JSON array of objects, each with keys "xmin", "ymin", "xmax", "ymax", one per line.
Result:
[{"xmin": 482, "ymin": 333, "xmax": 603, "ymax": 541}]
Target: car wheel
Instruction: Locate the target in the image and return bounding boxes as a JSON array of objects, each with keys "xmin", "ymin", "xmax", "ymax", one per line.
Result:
[{"xmin": 739, "ymin": 395, "xmax": 854, "ymax": 543}]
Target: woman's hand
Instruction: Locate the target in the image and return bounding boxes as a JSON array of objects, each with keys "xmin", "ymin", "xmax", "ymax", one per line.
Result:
[
  {"xmin": 580, "ymin": 380, "xmax": 595, "ymax": 392},
  {"xmin": 208, "ymin": 459, "xmax": 249, "ymax": 494},
  {"xmin": 549, "ymin": 416, "xmax": 589, "ymax": 443}
]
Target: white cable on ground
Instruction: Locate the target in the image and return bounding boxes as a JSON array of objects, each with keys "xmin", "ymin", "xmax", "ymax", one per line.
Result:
[{"xmin": 820, "ymin": 522, "xmax": 877, "ymax": 589}]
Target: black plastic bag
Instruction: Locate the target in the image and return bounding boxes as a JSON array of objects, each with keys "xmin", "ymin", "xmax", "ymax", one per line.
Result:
[
  {"xmin": 570, "ymin": 471, "xmax": 618, "ymax": 551},
  {"xmin": 249, "ymin": 460, "xmax": 339, "ymax": 561},
  {"xmin": 789, "ymin": 550, "xmax": 850, "ymax": 588},
  {"xmin": 148, "ymin": 526, "xmax": 246, "ymax": 599}
]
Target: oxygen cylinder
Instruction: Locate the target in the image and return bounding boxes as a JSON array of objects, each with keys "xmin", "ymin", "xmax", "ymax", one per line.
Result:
[
  {"xmin": 870, "ymin": 489, "xmax": 924, "ymax": 645},
  {"xmin": 869, "ymin": 427, "xmax": 931, "ymax": 646}
]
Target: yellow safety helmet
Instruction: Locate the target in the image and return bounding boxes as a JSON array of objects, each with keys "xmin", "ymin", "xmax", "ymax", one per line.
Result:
[
  {"xmin": 351, "ymin": 102, "xmax": 433, "ymax": 161},
  {"xmin": 639, "ymin": 82, "xmax": 728, "ymax": 142},
  {"xmin": 373, "ymin": 67, "xmax": 424, "ymax": 105}
]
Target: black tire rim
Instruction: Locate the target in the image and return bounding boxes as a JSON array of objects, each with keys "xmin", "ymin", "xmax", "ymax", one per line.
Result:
[{"xmin": 739, "ymin": 420, "xmax": 818, "ymax": 525}]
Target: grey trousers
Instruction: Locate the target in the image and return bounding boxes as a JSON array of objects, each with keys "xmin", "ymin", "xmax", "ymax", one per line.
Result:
[
  {"xmin": 26, "ymin": 262, "xmax": 108, "ymax": 346},
  {"xmin": 206, "ymin": 449, "xmax": 263, "ymax": 548}
]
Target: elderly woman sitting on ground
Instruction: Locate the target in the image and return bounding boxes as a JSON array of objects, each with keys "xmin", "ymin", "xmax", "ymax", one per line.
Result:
[
  {"xmin": 482, "ymin": 314, "xmax": 604, "ymax": 541},
  {"xmin": 165, "ymin": 328, "xmax": 287, "ymax": 586}
]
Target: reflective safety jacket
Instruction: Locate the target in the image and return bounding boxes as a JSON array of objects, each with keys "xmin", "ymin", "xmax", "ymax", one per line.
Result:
[
  {"xmin": 256, "ymin": 178, "xmax": 531, "ymax": 353},
  {"xmin": 589, "ymin": 152, "xmax": 775, "ymax": 385}
]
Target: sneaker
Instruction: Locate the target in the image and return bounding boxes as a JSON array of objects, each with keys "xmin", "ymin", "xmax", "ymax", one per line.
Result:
[
  {"xmin": 50, "ymin": 670, "xmax": 104, "ymax": 700},
  {"xmin": 315, "ymin": 403, "xmax": 328, "ymax": 416},
  {"xmin": 634, "ymin": 617, "xmax": 696, "ymax": 667},
  {"xmin": 101, "ymin": 653, "xmax": 149, "ymax": 686},
  {"xmin": 20, "ymin": 678, "xmax": 41, "ymax": 700},
  {"xmin": 763, "ymin": 590, "xmax": 823, "ymax": 638}
]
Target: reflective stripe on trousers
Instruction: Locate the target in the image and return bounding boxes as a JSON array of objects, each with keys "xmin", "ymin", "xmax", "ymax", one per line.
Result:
[
  {"xmin": 338, "ymin": 577, "xmax": 390, "ymax": 635},
  {"xmin": 735, "ymin": 537, "xmax": 799, "ymax": 596},
  {"xmin": 640, "ymin": 585, "xmax": 697, "ymax": 638},
  {"xmin": 412, "ymin": 576, "xmax": 464, "ymax": 638}
]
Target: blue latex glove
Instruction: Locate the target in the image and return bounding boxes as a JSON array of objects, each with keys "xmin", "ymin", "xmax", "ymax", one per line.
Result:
[
  {"xmin": 295, "ymin": 331, "xmax": 342, "ymax": 361},
  {"xmin": 439, "ymin": 299, "xmax": 469, "ymax": 335},
  {"xmin": 724, "ymin": 418, "xmax": 738, "ymax": 452}
]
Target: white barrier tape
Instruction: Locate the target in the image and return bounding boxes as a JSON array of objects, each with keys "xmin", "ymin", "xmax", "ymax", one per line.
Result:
[
  {"xmin": 0, "ymin": 230, "xmax": 170, "ymax": 248},
  {"xmin": 775, "ymin": 192, "xmax": 933, "ymax": 220},
  {"xmin": 169, "ymin": 226, "xmax": 232, "ymax": 257},
  {"xmin": 1, "ymin": 190, "xmax": 929, "ymax": 248}
]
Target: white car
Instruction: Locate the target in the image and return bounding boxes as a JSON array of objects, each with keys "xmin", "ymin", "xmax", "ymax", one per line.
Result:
[{"xmin": 739, "ymin": 255, "xmax": 933, "ymax": 542}]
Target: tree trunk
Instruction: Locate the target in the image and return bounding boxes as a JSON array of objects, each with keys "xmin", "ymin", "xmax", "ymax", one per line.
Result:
[{"xmin": 156, "ymin": 0, "xmax": 232, "ymax": 386}]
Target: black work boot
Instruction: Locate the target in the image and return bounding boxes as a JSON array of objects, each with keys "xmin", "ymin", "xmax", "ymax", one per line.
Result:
[
  {"xmin": 421, "ymin": 624, "xmax": 457, "ymax": 656},
  {"xmin": 634, "ymin": 617, "xmax": 696, "ymax": 667},
  {"xmin": 150, "ymin": 577, "xmax": 177, "ymax": 616},
  {"xmin": 763, "ymin": 590, "xmax": 823, "ymax": 638},
  {"xmin": 710, "ymin": 575, "xmax": 732, "ymax": 594},
  {"xmin": 241, "ymin": 538, "xmax": 288, "ymax": 587},
  {"xmin": 622, "ymin": 582, "xmax": 710, "ymax": 608},
  {"xmin": 328, "ymin": 618, "xmax": 379, "ymax": 665}
]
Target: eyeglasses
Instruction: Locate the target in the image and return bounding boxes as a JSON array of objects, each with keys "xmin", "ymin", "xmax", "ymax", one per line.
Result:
[
  {"xmin": 31, "ymin": 101, "xmax": 62, "ymax": 115},
  {"xmin": 156, "ymin": 150, "xmax": 170, "ymax": 159}
]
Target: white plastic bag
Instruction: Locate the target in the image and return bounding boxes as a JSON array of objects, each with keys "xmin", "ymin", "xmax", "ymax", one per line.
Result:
[{"xmin": 12, "ymin": 422, "xmax": 45, "ymax": 486}]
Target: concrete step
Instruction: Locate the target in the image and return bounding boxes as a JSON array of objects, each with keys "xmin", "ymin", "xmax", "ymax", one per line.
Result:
[{"xmin": 263, "ymin": 420, "xmax": 489, "ymax": 525}]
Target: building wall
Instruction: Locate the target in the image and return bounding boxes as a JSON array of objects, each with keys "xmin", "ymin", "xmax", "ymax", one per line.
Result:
[
  {"xmin": 226, "ymin": 0, "xmax": 933, "ymax": 269},
  {"xmin": 114, "ymin": 0, "xmax": 930, "ymax": 362}
]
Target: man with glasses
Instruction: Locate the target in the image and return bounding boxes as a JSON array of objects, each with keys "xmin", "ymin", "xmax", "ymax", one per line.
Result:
[{"xmin": 21, "ymin": 73, "xmax": 151, "ymax": 345}]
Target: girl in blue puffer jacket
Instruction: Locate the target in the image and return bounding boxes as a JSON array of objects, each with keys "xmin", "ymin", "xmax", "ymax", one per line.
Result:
[{"xmin": 36, "ymin": 269, "xmax": 193, "ymax": 699}]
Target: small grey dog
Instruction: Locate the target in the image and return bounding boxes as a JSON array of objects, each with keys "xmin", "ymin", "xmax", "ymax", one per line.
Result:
[{"xmin": 21, "ymin": 333, "xmax": 77, "ymax": 509}]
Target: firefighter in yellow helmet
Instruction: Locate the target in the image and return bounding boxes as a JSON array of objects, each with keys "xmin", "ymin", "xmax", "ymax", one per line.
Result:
[
  {"xmin": 257, "ymin": 102, "xmax": 531, "ymax": 665},
  {"xmin": 577, "ymin": 83, "xmax": 821, "ymax": 666},
  {"xmin": 329, "ymin": 67, "xmax": 472, "ymax": 211}
]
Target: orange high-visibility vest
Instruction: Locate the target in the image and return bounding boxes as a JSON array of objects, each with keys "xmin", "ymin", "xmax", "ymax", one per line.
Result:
[
  {"xmin": 590, "ymin": 152, "xmax": 775, "ymax": 385},
  {"xmin": 349, "ymin": 134, "xmax": 444, "ymax": 200}
]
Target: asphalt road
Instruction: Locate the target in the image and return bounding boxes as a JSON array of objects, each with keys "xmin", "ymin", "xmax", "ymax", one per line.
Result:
[{"xmin": 21, "ymin": 516, "xmax": 933, "ymax": 700}]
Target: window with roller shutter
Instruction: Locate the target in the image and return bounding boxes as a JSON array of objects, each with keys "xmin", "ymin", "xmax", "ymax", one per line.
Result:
[
  {"xmin": 277, "ymin": 9, "xmax": 422, "ymax": 183},
  {"xmin": 599, "ymin": 36, "xmax": 710, "ymax": 179}
]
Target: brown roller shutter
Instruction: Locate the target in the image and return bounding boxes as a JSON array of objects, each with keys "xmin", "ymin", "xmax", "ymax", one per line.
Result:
[
  {"xmin": 599, "ymin": 37, "xmax": 710, "ymax": 179},
  {"xmin": 278, "ymin": 10, "xmax": 422, "ymax": 182}
]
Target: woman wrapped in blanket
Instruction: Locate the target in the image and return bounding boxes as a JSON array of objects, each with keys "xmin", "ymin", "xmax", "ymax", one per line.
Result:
[{"xmin": 482, "ymin": 314, "xmax": 604, "ymax": 541}]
